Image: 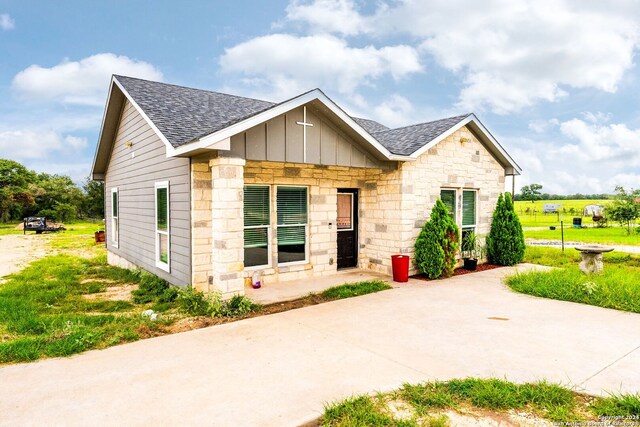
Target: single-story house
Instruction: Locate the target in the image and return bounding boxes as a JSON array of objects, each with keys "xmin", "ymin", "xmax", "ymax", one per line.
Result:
[{"xmin": 91, "ymin": 75, "xmax": 521, "ymax": 296}]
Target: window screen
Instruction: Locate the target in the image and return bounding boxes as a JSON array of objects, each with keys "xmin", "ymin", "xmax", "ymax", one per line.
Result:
[
  {"xmin": 277, "ymin": 186, "xmax": 308, "ymax": 263},
  {"xmin": 244, "ymin": 186, "xmax": 270, "ymax": 267},
  {"xmin": 440, "ymin": 189, "xmax": 456, "ymax": 218}
]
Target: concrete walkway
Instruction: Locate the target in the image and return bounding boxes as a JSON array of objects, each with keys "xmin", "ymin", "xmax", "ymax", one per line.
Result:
[
  {"xmin": 2, "ymin": 265, "xmax": 639, "ymax": 427},
  {"xmin": 245, "ymin": 269, "xmax": 390, "ymax": 304}
]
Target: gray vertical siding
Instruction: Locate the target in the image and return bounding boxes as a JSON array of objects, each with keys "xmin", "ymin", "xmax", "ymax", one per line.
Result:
[
  {"xmin": 105, "ymin": 100, "xmax": 191, "ymax": 287},
  {"xmin": 227, "ymin": 105, "xmax": 393, "ymax": 169}
]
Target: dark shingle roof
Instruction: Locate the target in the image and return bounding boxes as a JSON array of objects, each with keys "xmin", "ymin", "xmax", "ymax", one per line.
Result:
[
  {"xmin": 372, "ymin": 114, "xmax": 471, "ymax": 156},
  {"xmin": 115, "ymin": 75, "xmax": 275, "ymax": 147},
  {"xmin": 114, "ymin": 75, "xmax": 469, "ymax": 155},
  {"xmin": 352, "ymin": 117, "xmax": 389, "ymax": 134}
]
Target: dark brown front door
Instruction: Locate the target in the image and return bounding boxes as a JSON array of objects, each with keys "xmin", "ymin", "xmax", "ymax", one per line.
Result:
[{"xmin": 337, "ymin": 189, "xmax": 358, "ymax": 269}]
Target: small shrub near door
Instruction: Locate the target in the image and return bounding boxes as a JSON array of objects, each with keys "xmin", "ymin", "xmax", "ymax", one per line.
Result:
[
  {"xmin": 415, "ymin": 199, "xmax": 460, "ymax": 279},
  {"xmin": 486, "ymin": 193, "xmax": 525, "ymax": 266}
]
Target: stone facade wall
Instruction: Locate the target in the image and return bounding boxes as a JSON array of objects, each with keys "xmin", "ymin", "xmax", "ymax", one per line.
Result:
[
  {"xmin": 189, "ymin": 124, "xmax": 507, "ymax": 294},
  {"xmin": 399, "ymin": 125, "xmax": 506, "ymax": 274},
  {"xmin": 243, "ymin": 161, "xmax": 399, "ymax": 283},
  {"xmin": 190, "ymin": 157, "xmax": 213, "ymax": 293}
]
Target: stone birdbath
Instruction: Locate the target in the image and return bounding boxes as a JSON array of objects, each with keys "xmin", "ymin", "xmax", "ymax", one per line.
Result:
[{"xmin": 574, "ymin": 245, "xmax": 614, "ymax": 274}]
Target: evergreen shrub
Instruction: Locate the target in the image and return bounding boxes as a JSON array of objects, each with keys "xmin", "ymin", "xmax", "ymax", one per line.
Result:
[
  {"xmin": 486, "ymin": 193, "xmax": 525, "ymax": 266},
  {"xmin": 414, "ymin": 199, "xmax": 460, "ymax": 278}
]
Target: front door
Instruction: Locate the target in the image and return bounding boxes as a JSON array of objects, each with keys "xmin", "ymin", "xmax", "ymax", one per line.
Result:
[{"xmin": 337, "ymin": 189, "xmax": 358, "ymax": 269}]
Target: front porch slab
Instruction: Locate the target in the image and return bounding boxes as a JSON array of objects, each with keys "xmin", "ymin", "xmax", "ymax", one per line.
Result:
[{"xmin": 245, "ymin": 269, "xmax": 391, "ymax": 304}]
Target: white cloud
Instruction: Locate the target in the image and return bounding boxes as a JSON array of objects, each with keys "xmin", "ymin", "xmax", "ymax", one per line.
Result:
[
  {"xmin": 12, "ymin": 53, "xmax": 163, "ymax": 105},
  {"xmin": 528, "ymin": 118, "xmax": 559, "ymax": 133},
  {"xmin": 219, "ymin": 33, "xmax": 422, "ymax": 100},
  {"xmin": 280, "ymin": 0, "xmax": 640, "ymax": 114},
  {"xmin": 0, "ymin": 129, "xmax": 87, "ymax": 161},
  {"xmin": 0, "ymin": 14, "xmax": 15, "ymax": 30},
  {"xmin": 558, "ymin": 118, "xmax": 640, "ymax": 166},
  {"xmin": 371, "ymin": 95, "xmax": 415, "ymax": 128},
  {"xmin": 285, "ymin": 0, "xmax": 366, "ymax": 36},
  {"xmin": 506, "ymin": 112, "xmax": 640, "ymax": 194}
]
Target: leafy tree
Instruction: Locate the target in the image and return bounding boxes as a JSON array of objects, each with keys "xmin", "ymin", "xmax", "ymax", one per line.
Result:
[
  {"xmin": 520, "ymin": 184, "xmax": 543, "ymax": 203},
  {"xmin": 0, "ymin": 158, "xmax": 102, "ymax": 222},
  {"xmin": 81, "ymin": 179, "xmax": 105, "ymax": 219},
  {"xmin": 607, "ymin": 186, "xmax": 640, "ymax": 235},
  {"xmin": 486, "ymin": 193, "xmax": 525, "ymax": 266},
  {"xmin": 0, "ymin": 159, "xmax": 38, "ymax": 221},
  {"xmin": 414, "ymin": 199, "xmax": 460, "ymax": 279}
]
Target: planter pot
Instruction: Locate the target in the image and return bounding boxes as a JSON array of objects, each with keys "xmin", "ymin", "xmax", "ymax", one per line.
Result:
[
  {"xmin": 463, "ymin": 258, "xmax": 478, "ymax": 271},
  {"xmin": 94, "ymin": 230, "xmax": 105, "ymax": 243}
]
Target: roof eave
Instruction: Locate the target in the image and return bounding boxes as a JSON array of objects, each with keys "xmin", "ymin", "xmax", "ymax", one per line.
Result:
[
  {"xmin": 169, "ymin": 89, "xmax": 397, "ymax": 161},
  {"xmin": 91, "ymin": 77, "xmax": 125, "ymax": 181},
  {"xmin": 407, "ymin": 114, "xmax": 521, "ymax": 175},
  {"xmin": 90, "ymin": 76, "xmax": 179, "ymax": 180}
]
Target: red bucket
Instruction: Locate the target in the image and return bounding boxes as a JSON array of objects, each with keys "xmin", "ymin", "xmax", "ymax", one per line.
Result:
[{"xmin": 391, "ymin": 255, "xmax": 409, "ymax": 282}]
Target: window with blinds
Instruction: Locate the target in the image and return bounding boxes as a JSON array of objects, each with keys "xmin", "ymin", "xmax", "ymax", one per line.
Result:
[
  {"xmin": 440, "ymin": 189, "xmax": 456, "ymax": 218},
  {"xmin": 462, "ymin": 190, "xmax": 477, "ymax": 242},
  {"xmin": 155, "ymin": 181, "xmax": 170, "ymax": 271},
  {"xmin": 244, "ymin": 185, "xmax": 270, "ymax": 268},
  {"xmin": 277, "ymin": 186, "xmax": 308, "ymax": 264},
  {"xmin": 111, "ymin": 188, "xmax": 118, "ymax": 247}
]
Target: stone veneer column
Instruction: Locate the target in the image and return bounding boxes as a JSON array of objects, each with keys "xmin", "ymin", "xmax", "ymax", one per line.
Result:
[
  {"xmin": 209, "ymin": 157, "xmax": 245, "ymax": 297},
  {"xmin": 190, "ymin": 160, "xmax": 213, "ymax": 292}
]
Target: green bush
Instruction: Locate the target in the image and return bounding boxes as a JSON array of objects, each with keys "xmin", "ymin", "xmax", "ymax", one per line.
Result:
[
  {"xmin": 486, "ymin": 193, "xmax": 525, "ymax": 266},
  {"xmin": 222, "ymin": 294, "xmax": 258, "ymax": 317},
  {"xmin": 414, "ymin": 199, "xmax": 460, "ymax": 279},
  {"xmin": 177, "ymin": 287, "xmax": 212, "ymax": 316},
  {"xmin": 176, "ymin": 287, "xmax": 258, "ymax": 317},
  {"xmin": 131, "ymin": 273, "xmax": 171, "ymax": 304}
]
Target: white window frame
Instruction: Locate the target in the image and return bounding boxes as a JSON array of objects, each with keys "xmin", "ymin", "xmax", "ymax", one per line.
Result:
[
  {"xmin": 154, "ymin": 181, "xmax": 170, "ymax": 272},
  {"xmin": 244, "ymin": 185, "xmax": 272, "ymax": 270},
  {"xmin": 461, "ymin": 189, "xmax": 478, "ymax": 236},
  {"xmin": 276, "ymin": 185, "xmax": 309, "ymax": 267},
  {"xmin": 111, "ymin": 187, "xmax": 119, "ymax": 248},
  {"xmin": 337, "ymin": 192, "xmax": 355, "ymax": 232}
]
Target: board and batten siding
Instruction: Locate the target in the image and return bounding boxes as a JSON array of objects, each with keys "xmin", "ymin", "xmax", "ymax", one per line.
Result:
[
  {"xmin": 226, "ymin": 105, "xmax": 393, "ymax": 169},
  {"xmin": 104, "ymin": 99, "xmax": 191, "ymax": 287}
]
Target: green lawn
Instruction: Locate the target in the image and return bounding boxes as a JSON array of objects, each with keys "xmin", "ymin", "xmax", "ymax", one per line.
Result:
[
  {"xmin": 321, "ymin": 280, "xmax": 392, "ymax": 299},
  {"xmin": 507, "ymin": 246, "xmax": 640, "ymax": 313},
  {"xmin": 524, "ymin": 225, "xmax": 640, "ymax": 246},
  {"xmin": 322, "ymin": 378, "xmax": 640, "ymax": 426},
  {"xmin": 0, "ymin": 222, "xmax": 23, "ymax": 235},
  {"xmin": 523, "ymin": 245, "xmax": 640, "ymax": 268},
  {"xmin": 514, "ymin": 199, "xmax": 610, "ymax": 228},
  {"xmin": 0, "ymin": 220, "xmax": 103, "ymax": 236},
  {"xmin": 0, "ymin": 254, "xmax": 173, "ymax": 363},
  {"xmin": 0, "ymin": 221, "xmax": 392, "ymax": 364}
]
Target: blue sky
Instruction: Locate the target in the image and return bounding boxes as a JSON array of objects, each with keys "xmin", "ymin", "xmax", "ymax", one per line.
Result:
[{"xmin": 1, "ymin": 0, "xmax": 639, "ymax": 194}]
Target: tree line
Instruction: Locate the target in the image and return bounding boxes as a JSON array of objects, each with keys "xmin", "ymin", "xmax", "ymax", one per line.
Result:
[
  {"xmin": 518, "ymin": 183, "xmax": 639, "ymax": 234},
  {"xmin": 0, "ymin": 159, "xmax": 104, "ymax": 223},
  {"xmin": 514, "ymin": 184, "xmax": 613, "ymax": 202}
]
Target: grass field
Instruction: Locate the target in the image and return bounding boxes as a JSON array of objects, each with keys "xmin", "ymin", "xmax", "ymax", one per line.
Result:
[
  {"xmin": 513, "ymin": 199, "xmax": 640, "ymax": 246},
  {"xmin": 322, "ymin": 378, "xmax": 640, "ymax": 426},
  {"xmin": 525, "ymin": 225, "xmax": 640, "ymax": 245},
  {"xmin": 508, "ymin": 246, "xmax": 640, "ymax": 314},
  {"xmin": 0, "ymin": 220, "xmax": 103, "ymax": 237},
  {"xmin": 514, "ymin": 199, "xmax": 610, "ymax": 227}
]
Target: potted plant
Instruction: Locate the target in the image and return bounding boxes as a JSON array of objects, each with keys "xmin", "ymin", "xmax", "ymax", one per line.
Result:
[{"xmin": 461, "ymin": 232, "xmax": 484, "ymax": 270}]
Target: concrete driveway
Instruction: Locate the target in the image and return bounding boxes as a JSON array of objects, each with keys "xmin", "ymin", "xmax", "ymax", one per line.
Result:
[{"xmin": 1, "ymin": 265, "xmax": 639, "ymax": 426}]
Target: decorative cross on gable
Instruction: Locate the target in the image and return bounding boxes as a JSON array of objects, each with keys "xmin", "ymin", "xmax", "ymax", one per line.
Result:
[{"xmin": 296, "ymin": 106, "xmax": 313, "ymax": 162}]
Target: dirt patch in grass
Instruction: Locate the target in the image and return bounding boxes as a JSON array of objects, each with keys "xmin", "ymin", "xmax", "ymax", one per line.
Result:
[
  {"xmin": 82, "ymin": 284, "xmax": 138, "ymax": 301},
  {"xmin": 411, "ymin": 264, "xmax": 503, "ymax": 281},
  {"xmin": 159, "ymin": 293, "xmax": 333, "ymax": 334},
  {"xmin": 317, "ymin": 378, "xmax": 640, "ymax": 427}
]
